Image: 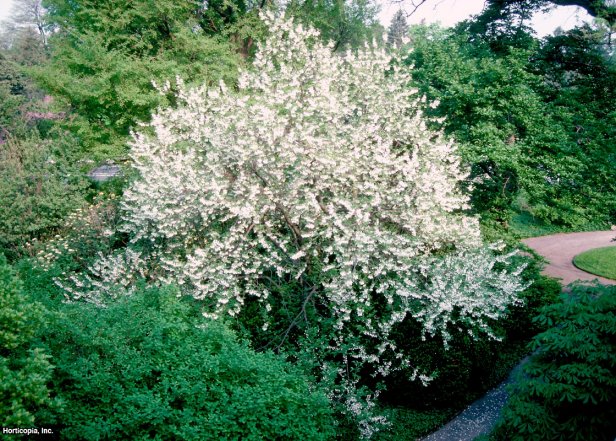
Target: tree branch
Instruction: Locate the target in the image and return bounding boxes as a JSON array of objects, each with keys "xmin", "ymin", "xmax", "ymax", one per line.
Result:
[{"xmin": 389, "ymin": 0, "xmax": 430, "ymax": 17}]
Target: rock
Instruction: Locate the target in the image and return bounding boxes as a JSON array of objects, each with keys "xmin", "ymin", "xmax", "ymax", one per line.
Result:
[{"xmin": 88, "ymin": 164, "xmax": 121, "ymax": 182}]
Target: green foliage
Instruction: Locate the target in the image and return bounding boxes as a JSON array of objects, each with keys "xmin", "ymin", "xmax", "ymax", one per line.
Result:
[
  {"xmin": 199, "ymin": 0, "xmax": 249, "ymax": 36},
  {"xmin": 492, "ymin": 284, "xmax": 616, "ymax": 441},
  {"xmin": 0, "ymin": 255, "xmax": 55, "ymax": 427},
  {"xmin": 38, "ymin": 286, "xmax": 336, "ymax": 440},
  {"xmin": 285, "ymin": 0, "xmax": 382, "ymax": 50},
  {"xmin": 406, "ymin": 25, "xmax": 539, "ymax": 222},
  {"xmin": 374, "ymin": 406, "xmax": 456, "ymax": 440},
  {"xmin": 478, "ymin": 1, "xmax": 616, "ymax": 30},
  {"xmin": 573, "ymin": 246, "xmax": 616, "ymax": 280},
  {"xmin": 1, "ymin": 27, "xmax": 48, "ymax": 67},
  {"xmin": 37, "ymin": 0, "xmax": 242, "ymax": 159},
  {"xmin": 405, "ymin": 23, "xmax": 616, "ymax": 230},
  {"xmin": 530, "ymin": 26, "xmax": 616, "ymax": 225},
  {"xmin": 0, "ymin": 54, "xmax": 43, "ymax": 140},
  {"xmin": 1, "ymin": 49, "xmax": 88, "ymax": 261},
  {"xmin": 31, "ymin": 191, "xmax": 124, "ymax": 272},
  {"xmin": 463, "ymin": 0, "xmax": 539, "ymax": 53},
  {"xmin": 509, "ymin": 209, "xmax": 570, "ymax": 239},
  {"xmin": 0, "ymin": 133, "xmax": 87, "ymax": 260}
]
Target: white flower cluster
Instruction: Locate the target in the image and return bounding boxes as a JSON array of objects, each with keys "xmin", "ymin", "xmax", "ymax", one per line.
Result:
[
  {"xmin": 35, "ymin": 192, "xmax": 119, "ymax": 270},
  {"xmin": 55, "ymin": 249, "xmax": 148, "ymax": 306},
  {"xmin": 62, "ymin": 12, "xmax": 527, "ymax": 395}
]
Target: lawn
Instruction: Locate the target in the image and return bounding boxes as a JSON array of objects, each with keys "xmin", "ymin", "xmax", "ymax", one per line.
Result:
[{"xmin": 573, "ymin": 246, "xmax": 616, "ymax": 280}]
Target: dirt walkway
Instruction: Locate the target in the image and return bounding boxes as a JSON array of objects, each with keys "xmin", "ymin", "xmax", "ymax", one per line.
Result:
[{"xmin": 522, "ymin": 230, "xmax": 616, "ymax": 285}]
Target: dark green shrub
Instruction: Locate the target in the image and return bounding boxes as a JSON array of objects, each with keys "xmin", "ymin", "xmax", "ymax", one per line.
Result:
[
  {"xmin": 0, "ymin": 255, "xmax": 55, "ymax": 427},
  {"xmin": 39, "ymin": 286, "xmax": 335, "ymax": 440},
  {"xmin": 492, "ymin": 284, "xmax": 616, "ymax": 441},
  {"xmin": 374, "ymin": 406, "xmax": 457, "ymax": 440}
]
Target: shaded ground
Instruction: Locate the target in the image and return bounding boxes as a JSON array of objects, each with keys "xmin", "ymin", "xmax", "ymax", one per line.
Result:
[
  {"xmin": 417, "ymin": 231, "xmax": 616, "ymax": 440},
  {"xmin": 522, "ymin": 230, "xmax": 616, "ymax": 285},
  {"xmin": 419, "ymin": 361, "xmax": 527, "ymax": 441}
]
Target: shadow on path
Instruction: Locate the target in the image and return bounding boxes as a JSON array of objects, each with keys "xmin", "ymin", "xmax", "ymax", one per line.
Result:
[{"xmin": 419, "ymin": 360, "xmax": 527, "ymax": 441}]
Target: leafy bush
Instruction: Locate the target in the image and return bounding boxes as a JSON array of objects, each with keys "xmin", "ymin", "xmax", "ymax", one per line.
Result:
[
  {"xmin": 491, "ymin": 284, "xmax": 616, "ymax": 441},
  {"xmin": 0, "ymin": 255, "xmax": 55, "ymax": 427},
  {"xmin": 38, "ymin": 285, "xmax": 335, "ymax": 440},
  {"xmin": 0, "ymin": 134, "xmax": 87, "ymax": 260}
]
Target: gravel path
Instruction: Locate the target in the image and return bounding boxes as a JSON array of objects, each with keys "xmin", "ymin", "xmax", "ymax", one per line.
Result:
[
  {"xmin": 522, "ymin": 230, "xmax": 616, "ymax": 285},
  {"xmin": 418, "ymin": 361, "xmax": 527, "ymax": 441},
  {"xmin": 418, "ymin": 382, "xmax": 507, "ymax": 441},
  {"xmin": 416, "ymin": 231, "xmax": 616, "ymax": 441}
]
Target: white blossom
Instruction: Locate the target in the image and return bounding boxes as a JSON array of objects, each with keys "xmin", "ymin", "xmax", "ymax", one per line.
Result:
[{"xmin": 57, "ymin": 14, "xmax": 528, "ymax": 436}]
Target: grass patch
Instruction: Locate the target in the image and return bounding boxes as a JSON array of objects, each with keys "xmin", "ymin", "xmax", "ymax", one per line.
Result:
[
  {"xmin": 573, "ymin": 246, "xmax": 616, "ymax": 280},
  {"xmin": 509, "ymin": 211, "xmax": 567, "ymax": 239}
]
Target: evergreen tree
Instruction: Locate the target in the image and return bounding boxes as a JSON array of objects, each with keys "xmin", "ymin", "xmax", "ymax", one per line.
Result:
[
  {"xmin": 36, "ymin": 0, "xmax": 243, "ymax": 159},
  {"xmin": 387, "ymin": 10, "xmax": 409, "ymax": 48}
]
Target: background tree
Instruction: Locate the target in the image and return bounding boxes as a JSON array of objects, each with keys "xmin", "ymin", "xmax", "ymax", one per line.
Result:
[
  {"xmin": 285, "ymin": 0, "xmax": 382, "ymax": 50},
  {"xmin": 387, "ymin": 9, "xmax": 409, "ymax": 48},
  {"xmin": 404, "ymin": 20, "xmax": 616, "ymax": 230},
  {"xmin": 0, "ymin": 0, "xmax": 49, "ymax": 66},
  {"xmin": 37, "ymin": 0, "xmax": 243, "ymax": 160},
  {"xmin": 10, "ymin": 0, "xmax": 50, "ymax": 46},
  {"xmin": 401, "ymin": 0, "xmax": 616, "ymax": 26},
  {"xmin": 482, "ymin": 0, "xmax": 616, "ymax": 27}
]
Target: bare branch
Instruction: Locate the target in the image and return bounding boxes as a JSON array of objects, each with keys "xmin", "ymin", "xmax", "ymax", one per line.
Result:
[{"xmin": 388, "ymin": 0, "xmax": 430, "ymax": 17}]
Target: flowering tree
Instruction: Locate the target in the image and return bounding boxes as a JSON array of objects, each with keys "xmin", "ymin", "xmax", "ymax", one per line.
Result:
[{"xmin": 57, "ymin": 13, "xmax": 527, "ymax": 436}]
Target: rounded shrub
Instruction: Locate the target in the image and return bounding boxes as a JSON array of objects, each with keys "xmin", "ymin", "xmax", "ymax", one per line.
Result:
[{"xmin": 39, "ymin": 286, "xmax": 336, "ymax": 440}]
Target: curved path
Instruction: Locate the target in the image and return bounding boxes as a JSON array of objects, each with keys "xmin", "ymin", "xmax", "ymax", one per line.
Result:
[
  {"xmin": 418, "ymin": 230, "xmax": 616, "ymax": 440},
  {"xmin": 522, "ymin": 230, "xmax": 616, "ymax": 286}
]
